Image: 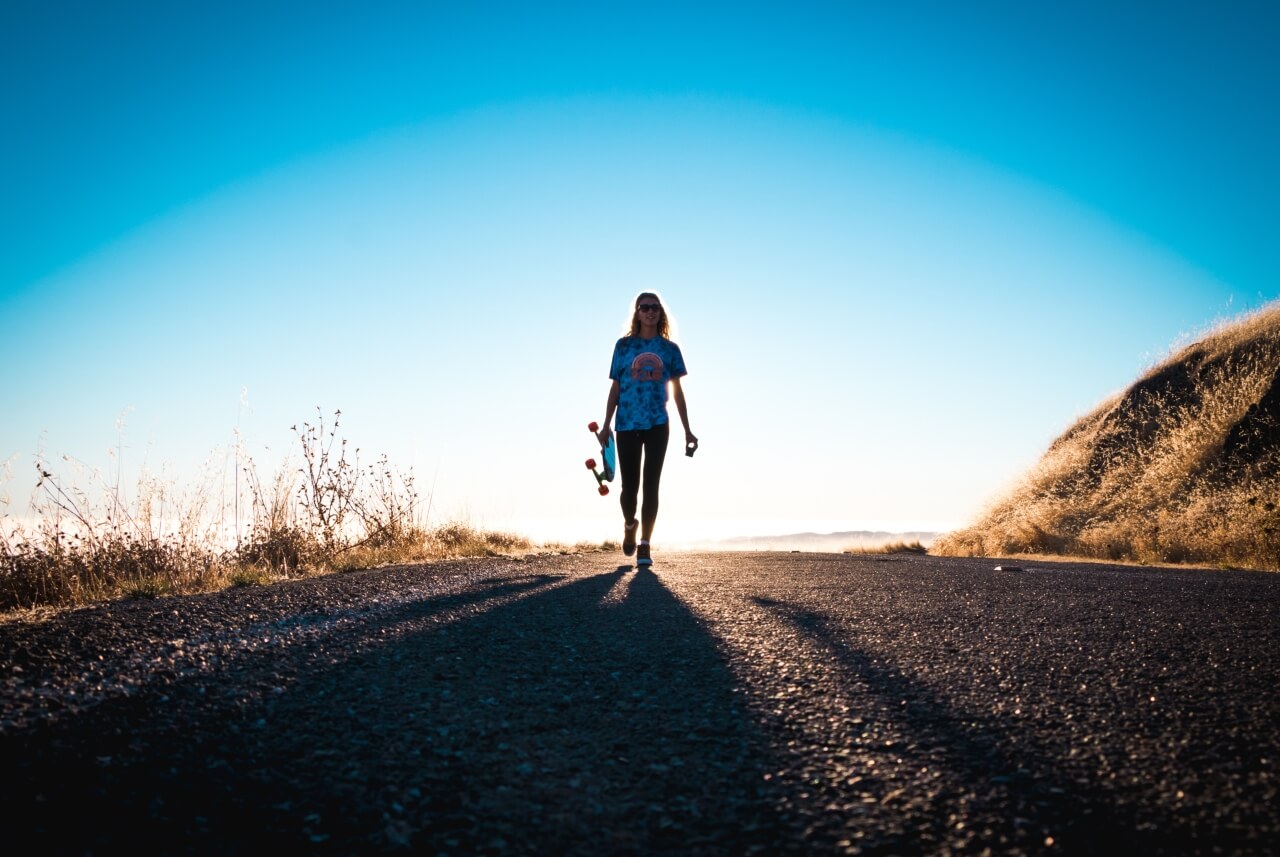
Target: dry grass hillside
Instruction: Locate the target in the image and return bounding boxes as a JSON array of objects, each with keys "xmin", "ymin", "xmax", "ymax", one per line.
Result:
[{"xmin": 934, "ymin": 302, "xmax": 1280, "ymax": 570}]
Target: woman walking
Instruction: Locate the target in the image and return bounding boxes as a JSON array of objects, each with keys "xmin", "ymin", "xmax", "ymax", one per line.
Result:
[{"xmin": 599, "ymin": 292, "xmax": 698, "ymax": 566}]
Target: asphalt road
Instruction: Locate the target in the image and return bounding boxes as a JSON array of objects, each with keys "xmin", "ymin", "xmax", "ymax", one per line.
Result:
[{"xmin": 1, "ymin": 551, "xmax": 1277, "ymax": 855}]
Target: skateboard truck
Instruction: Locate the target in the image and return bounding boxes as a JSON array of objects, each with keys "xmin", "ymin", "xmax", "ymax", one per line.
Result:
[{"xmin": 586, "ymin": 421, "xmax": 616, "ymax": 495}]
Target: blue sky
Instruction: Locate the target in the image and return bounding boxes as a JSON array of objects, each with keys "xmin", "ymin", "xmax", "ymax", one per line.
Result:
[{"xmin": 3, "ymin": 1, "xmax": 1277, "ymax": 544}]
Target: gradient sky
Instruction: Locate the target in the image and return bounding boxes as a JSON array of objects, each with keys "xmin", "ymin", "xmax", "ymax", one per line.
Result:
[{"xmin": 3, "ymin": 1, "xmax": 1277, "ymax": 545}]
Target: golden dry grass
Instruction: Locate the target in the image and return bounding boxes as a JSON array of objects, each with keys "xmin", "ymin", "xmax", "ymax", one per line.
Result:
[
  {"xmin": 844, "ymin": 540, "xmax": 929, "ymax": 556},
  {"xmin": 0, "ymin": 408, "xmax": 611, "ymax": 614},
  {"xmin": 0, "ymin": 518, "xmax": 555, "ymax": 614},
  {"xmin": 934, "ymin": 301, "xmax": 1280, "ymax": 571}
]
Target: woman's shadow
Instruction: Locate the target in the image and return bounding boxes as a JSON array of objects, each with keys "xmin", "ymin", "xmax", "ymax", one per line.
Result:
[
  {"xmin": 252, "ymin": 564, "xmax": 795, "ymax": 853},
  {"xmin": 12, "ymin": 564, "xmax": 796, "ymax": 854}
]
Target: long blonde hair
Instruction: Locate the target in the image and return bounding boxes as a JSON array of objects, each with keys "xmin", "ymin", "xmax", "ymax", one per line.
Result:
[{"xmin": 628, "ymin": 291, "xmax": 671, "ymax": 339}]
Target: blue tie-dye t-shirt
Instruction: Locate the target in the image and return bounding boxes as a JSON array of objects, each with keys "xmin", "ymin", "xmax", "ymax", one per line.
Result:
[{"xmin": 609, "ymin": 336, "xmax": 688, "ymax": 431}]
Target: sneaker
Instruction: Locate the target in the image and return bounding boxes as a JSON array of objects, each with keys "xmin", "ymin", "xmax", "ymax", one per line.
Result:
[
  {"xmin": 636, "ymin": 542, "xmax": 652, "ymax": 566},
  {"xmin": 622, "ymin": 520, "xmax": 638, "ymax": 557}
]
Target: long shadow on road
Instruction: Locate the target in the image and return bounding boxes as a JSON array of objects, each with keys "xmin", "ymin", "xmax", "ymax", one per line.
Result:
[
  {"xmin": 5, "ymin": 564, "xmax": 796, "ymax": 855},
  {"xmin": 750, "ymin": 595, "xmax": 1202, "ymax": 854}
]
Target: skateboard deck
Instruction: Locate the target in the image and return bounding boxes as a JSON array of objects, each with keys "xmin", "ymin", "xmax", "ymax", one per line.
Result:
[{"xmin": 585, "ymin": 421, "xmax": 616, "ymax": 495}]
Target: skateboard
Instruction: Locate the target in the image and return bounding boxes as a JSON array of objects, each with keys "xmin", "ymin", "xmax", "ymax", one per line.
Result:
[{"xmin": 585, "ymin": 421, "xmax": 616, "ymax": 495}]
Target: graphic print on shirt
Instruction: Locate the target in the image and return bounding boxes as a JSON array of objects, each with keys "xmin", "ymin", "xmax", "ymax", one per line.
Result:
[
  {"xmin": 631, "ymin": 352, "xmax": 664, "ymax": 382},
  {"xmin": 609, "ymin": 336, "xmax": 687, "ymax": 431}
]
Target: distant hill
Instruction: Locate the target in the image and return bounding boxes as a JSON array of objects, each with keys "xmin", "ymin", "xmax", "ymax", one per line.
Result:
[
  {"xmin": 934, "ymin": 302, "xmax": 1280, "ymax": 571},
  {"xmin": 678, "ymin": 531, "xmax": 939, "ymax": 553}
]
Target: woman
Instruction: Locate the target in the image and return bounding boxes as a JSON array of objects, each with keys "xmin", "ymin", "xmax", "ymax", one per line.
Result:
[{"xmin": 599, "ymin": 292, "xmax": 698, "ymax": 566}]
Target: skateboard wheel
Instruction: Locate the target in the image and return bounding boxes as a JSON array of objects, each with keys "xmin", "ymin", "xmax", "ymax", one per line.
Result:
[
  {"xmin": 588, "ymin": 421, "xmax": 599, "ymax": 432},
  {"xmin": 598, "ymin": 485, "xmax": 609, "ymax": 496},
  {"xmin": 585, "ymin": 458, "xmax": 596, "ymax": 469}
]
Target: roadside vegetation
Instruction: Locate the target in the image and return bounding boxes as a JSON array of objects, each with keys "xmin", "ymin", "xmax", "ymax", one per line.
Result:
[
  {"xmin": 843, "ymin": 540, "xmax": 928, "ymax": 556},
  {"xmin": 934, "ymin": 301, "xmax": 1280, "ymax": 571},
  {"xmin": 0, "ymin": 409, "xmax": 597, "ymax": 613}
]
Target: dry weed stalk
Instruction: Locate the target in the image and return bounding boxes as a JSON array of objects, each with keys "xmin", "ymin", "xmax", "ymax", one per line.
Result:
[{"xmin": 0, "ymin": 407, "xmax": 533, "ymax": 612}]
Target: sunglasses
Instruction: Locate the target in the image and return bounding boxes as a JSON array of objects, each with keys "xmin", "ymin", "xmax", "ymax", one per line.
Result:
[{"xmin": 637, "ymin": 303, "xmax": 662, "ymax": 313}]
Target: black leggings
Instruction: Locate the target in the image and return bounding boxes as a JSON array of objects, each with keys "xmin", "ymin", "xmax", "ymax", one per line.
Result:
[{"xmin": 616, "ymin": 423, "xmax": 670, "ymax": 539}]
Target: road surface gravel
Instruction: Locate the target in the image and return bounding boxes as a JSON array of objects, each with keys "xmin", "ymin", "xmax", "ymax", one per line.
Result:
[{"xmin": 1, "ymin": 551, "xmax": 1277, "ymax": 855}]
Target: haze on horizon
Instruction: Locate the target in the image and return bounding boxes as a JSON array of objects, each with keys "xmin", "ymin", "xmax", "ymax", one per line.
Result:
[{"xmin": 2, "ymin": 2, "xmax": 1277, "ymax": 546}]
